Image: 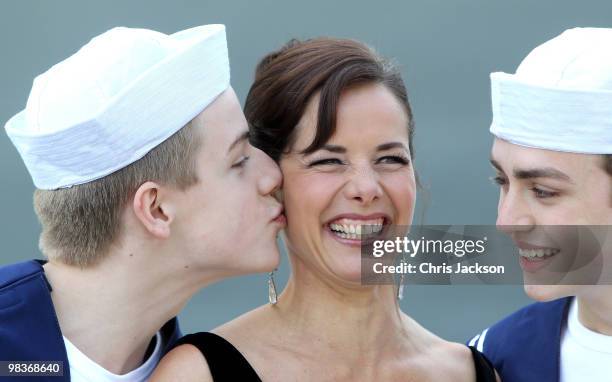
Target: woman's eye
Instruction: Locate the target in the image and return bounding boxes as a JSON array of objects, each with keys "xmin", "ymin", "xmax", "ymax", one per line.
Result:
[
  {"xmin": 308, "ymin": 158, "xmax": 344, "ymax": 167},
  {"xmin": 490, "ymin": 175, "xmax": 507, "ymax": 186},
  {"xmin": 377, "ymin": 155, "xmax": 409, "ymax": 165},
  {"xmin": 231, "ymin": 156, "xmax": 250, "ymax": 169},
  {"xmin": 531, "ymin": 187, "xmax": 559, "ymax": 199}
]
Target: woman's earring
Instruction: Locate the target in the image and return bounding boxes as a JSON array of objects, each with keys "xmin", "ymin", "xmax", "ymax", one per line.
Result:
[
  {"xmin": 397, "ymin": 273, "xmax": 405, "ymax": 300},
  {"xmin": 397, "ymin": 254, "xmax": 406, "ymax": 300},
  {"xmin": 268, "ymin": 269, "xmax": 278, "ymax": 305}
]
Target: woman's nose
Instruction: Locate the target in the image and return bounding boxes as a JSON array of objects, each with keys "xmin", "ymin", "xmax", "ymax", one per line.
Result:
[{"xmin": 342, "ymin": 166, "xmax": 383, "ymax": 206}]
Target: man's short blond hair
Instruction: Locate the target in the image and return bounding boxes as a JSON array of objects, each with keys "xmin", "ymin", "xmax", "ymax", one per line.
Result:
[{"xmin": 34, "ymin": 122, "xmax": 201, "ymax": 267}]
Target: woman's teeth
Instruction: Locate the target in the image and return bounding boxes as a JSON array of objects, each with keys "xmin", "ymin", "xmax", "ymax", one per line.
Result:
[
  {"xmin": 518, "ymin": 248, "xmax": 560, "ymax": 259},
  {"xmin": 329, "ymin": 218, "xmax": 385, "ymax": 240}
]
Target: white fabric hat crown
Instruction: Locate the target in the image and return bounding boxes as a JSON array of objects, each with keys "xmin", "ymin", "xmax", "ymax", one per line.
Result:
[
  {"xmin": 5, "ymin": 25, "xmax": 230, "ymax": 189},
  {"xmin": 490, "ymin": 27, "xmax": 612, "ymax": 154}
]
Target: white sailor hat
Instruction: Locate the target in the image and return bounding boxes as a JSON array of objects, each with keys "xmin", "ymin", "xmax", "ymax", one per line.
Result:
[
  {"xmin": 490, "ymin": 27, "xmax": 612, "ymax": 154},
  {"xmin": 5, "ymin": 24, "xmax": 230, "ymax": 189}
]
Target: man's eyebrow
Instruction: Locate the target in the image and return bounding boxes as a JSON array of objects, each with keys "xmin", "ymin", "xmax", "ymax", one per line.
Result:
[
  {"xmin": 490, "ymin": 159, "xmax": 503, "ymax": 172},
  {"xmin": 513, "ymin": 167, "xmax": 573, "ymax": 183},
  {"xmin": 491, "ymin": 158, "xmax": 572, "ymax": 183},
  {"xmin": 376, "ymin": 142, "xmax": 409, "ymax": 152},
  {"xmin": 227, "ymin": 131, "xmax": 250, "ymax": 154}
]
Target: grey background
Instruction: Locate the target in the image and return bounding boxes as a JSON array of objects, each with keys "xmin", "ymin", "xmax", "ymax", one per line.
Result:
[{"xmin": 1, "ymin": 0, "xmax": 610, "ymax": 342}]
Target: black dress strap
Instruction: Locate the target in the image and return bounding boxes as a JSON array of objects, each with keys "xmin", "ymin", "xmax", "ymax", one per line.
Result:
[
  {"xmin": 468, "ymin": 346, "xmax": 497, "ymax": 382},
  {"xmin": 174, "ymin": 333, "xmax": 496, "ymax": 382},
  {"xmin": 174, "ymin": 332, "xmax": 262, "ymax": 382}
]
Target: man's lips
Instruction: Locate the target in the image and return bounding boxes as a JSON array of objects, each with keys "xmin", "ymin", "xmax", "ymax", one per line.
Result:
[
  {"xmin": 515, "ymin": 241, "xmax": 560, "ymax": 272},
  {"xmin": 514, "ymin": 241, "xmax": 559, "ymax": 250},
  {"xmin": 271, "ymin": 205, "xmax": 286, "ymax": 224}
]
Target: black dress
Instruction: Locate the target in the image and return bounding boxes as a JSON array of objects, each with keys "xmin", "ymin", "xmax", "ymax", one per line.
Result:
[{"xmin": 174, "ymin": 332, "xmax": 497, "ymax": 381}]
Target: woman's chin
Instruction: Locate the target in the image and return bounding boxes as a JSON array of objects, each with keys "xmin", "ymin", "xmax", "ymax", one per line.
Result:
[{"xmin": 326, "ymin": 258, "xmax": 365, "ymax": 284}]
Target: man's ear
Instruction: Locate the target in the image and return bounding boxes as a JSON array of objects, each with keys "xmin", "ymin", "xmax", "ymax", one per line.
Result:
[{"xmin": 132, "ymin": 181, "xmax": 176, "ymax": 239}]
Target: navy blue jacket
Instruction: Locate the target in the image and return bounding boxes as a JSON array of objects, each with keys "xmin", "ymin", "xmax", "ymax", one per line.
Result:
[
  {"xmin": 469, "ymin": 297, "xmax": 572, "ymax": 382},
  {"xmin": 0, "ymin": 260, "xmax": 181, "ymax": 381}
]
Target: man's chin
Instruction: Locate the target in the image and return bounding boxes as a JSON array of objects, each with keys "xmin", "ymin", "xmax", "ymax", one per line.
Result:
[
  {"xmin": 523, "ymin": 284, "xmax": 574, "ymax": 302},
  {"xmin": 249, "ymin": 247, "xmax": 281, "ymax": 273}
]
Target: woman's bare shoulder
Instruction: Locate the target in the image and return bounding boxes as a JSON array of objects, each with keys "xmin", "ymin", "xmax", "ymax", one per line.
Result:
[
  {"xmin": 404, "ymin": 318, "xmax": 477, "ymax": 381},
  {"xmin": 149, "ymin": 344, "xmax": 213, "ymax": 382},
  {"xmin": 213, "ymin": 304, "xmax": 277, "ymax": 345},
  {"xmin": 427, "ymin": 340, "xmax": 501, "ymax": 382},
  {"xmin": 438, "ymin": 341, "xmax": 476, "ymax": 377}
]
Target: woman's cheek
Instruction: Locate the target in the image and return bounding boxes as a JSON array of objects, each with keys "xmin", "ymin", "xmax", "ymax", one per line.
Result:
[
  {"xmin": 382, "ymin": 172, "xmax": 416, "ymax": 223},
  {"xmin": 290, "ymin": 171, "xmax": 344, "ymax": 202}
]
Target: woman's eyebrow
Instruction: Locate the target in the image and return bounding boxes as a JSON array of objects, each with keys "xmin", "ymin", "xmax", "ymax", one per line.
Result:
[
  {"xmin": 315, "ymin": 142, "xmax": 409, "ymax": 154},
  {"xmin": 319, "ymin": 144, "xmax": 346, "ymax": 153},
  {"xmin": 376, "ymin": 142, "xmax": 408, "ymax": 152}
]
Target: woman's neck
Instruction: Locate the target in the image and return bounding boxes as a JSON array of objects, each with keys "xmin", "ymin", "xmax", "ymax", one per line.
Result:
[{"xmin": 270, "ymin": 256, "xmax": 425, "ymax": 362}]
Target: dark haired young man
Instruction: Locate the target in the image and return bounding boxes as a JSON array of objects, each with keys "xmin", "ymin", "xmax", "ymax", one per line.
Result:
[{"xmin": 470, "ymin": 28, "xmax": 612, "ymax": 382}]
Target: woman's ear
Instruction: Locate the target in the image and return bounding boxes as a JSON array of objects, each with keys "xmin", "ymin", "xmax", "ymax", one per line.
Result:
[{"xmin": 132, "ymin": 181, "xmax": 175, "ymax": 239}]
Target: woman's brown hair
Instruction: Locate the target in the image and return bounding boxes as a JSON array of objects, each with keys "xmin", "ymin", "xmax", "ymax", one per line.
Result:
[{"xmin": 245, "ymin": 38, "xmax": 414, "ymax": 162}]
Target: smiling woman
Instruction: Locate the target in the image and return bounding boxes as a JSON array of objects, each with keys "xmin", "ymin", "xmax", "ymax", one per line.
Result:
[
  {"xmin": 277, "ymin": 82, "xmax": 416, "ymax": 282},
  {"xmin": 151, "ymin": 38, "xmax": 499, "ymax": 382}
]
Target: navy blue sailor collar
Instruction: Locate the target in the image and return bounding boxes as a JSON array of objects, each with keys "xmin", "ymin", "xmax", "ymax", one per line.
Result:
[
  {"xmin": 0, "ymin": 259, "xmax": 181, "ymax": 381},
  {"xmin": 474, "ymin": 297, "xmax": 572, "ymax": 382}
]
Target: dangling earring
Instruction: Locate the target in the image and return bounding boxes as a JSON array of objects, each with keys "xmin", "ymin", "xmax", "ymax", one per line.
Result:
[
  {"xmin": 397, "ymin": 254, "xmax": 406, "ymax": 300},
  {"xmin": 268, "ymin": 269, "xmax": 278, "ymax": 305},
  {"xmin": 397, "ymin": 273, "xmax": 405, "ymax": 300}
]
